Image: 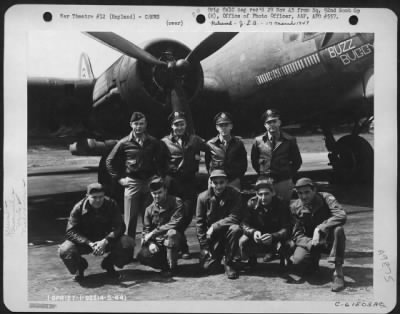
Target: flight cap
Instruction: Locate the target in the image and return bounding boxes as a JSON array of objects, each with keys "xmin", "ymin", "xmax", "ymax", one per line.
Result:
[
  {"xmin": 294, "ymin": 177, "xmax": 315, "ymax": 189},
  {"xmin": 87, "ymin": 183, "xmax": 105, "ymax": 195},
  {"xmin": 255, "ymin": 176, "xmax": 275, "ymax": 191},
  {"xmin": 149, "ymin": 177, "xmax": 165, "ymax": 192},
  {"xmin": 262, "ymin": 109, "xmax": 281, "ymax": 123},
  {"xmin": 214, "ymin": 112, "xmax": 233, "ymax": 125},
  {"xmin": 209, "ymin": 169, "xmax": 228, "ymax": 179},
  {"xmin": 130, "ymin": 111, "xmax": 146, "ymax": 122},
  {"xmin": 168, "ymin": 111, "xmax": 186, "ymax": 125}
]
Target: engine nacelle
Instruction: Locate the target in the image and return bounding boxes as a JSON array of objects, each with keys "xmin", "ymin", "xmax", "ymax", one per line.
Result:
[
  {"xmin": 89, "ymin": 39, "xmax": 203, "ymax": 138},
  {"xmin": 119, "ymin": 39, "xmax": 203, "ymax": 107},
  {"xmin": 70, "ymin": 138, "xmax": 118, "ymax": 156}
]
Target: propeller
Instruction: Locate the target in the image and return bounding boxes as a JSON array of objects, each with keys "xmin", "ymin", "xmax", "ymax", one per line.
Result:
[
  {"xmin": 186, "ymin": 32, "xmax": 238, "ymax": 64},
  {"xmin": 84, "ymin": 32, "xmax": 167, "ymax": 66},
  {"xmin": 169, "ymin": 80, "xmax": 195, "ymax": 134},
  {"xmin": 86, "ymin": 32, "xmax": 239, "ymax": 134}
]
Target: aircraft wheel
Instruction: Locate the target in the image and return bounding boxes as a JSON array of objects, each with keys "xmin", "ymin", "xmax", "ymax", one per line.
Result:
[{"xmin": 331, "ymin": 135, "xmax": 373, "ymax": 183}]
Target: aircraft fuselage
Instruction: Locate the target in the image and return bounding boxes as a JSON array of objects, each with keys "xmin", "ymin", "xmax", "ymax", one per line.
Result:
[{"xmin": 200, "ymin": 32, "xmax": 373, "ymax": 128}]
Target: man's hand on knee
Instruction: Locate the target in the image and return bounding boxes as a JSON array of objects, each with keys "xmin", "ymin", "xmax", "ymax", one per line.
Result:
[
  {"xmin": 92, "ymin": 239, "xmax": 108, "ymax": 256},
  {"xmin": 261, "ymin": 233, "xmax": 272, "ymax": 246},
  {"xmin": 143, "ymin": 230, "xmax": 155, "ymax": 243},
  {"xmin": 200, "ymin": 249, "xmax": 211, "ymax": 259},
  {"xmin": 206, "ymin": 226, "xmax": 214, "ymax": 239},
  {"xmin": 311, "ymin": 228, "xmax": 321, "ymax": 246},
  {"xmin": 148, "ymin": 242, "xmax": 159, "ymax": 254},
  {"xmin": 118, "ymin": 177, "xmax": 129, "ymax": 187},
  {"xmin": 253, "ymin": 231, "xmax": 262, "ymax": 243}
]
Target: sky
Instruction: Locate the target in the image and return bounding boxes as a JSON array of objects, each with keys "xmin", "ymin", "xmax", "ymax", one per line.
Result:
[{"xmin": 28, "ymin": 31, "xmax": 211, "ymax": 78}]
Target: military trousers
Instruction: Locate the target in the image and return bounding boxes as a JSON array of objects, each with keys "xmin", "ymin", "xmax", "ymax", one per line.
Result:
[
  {"xmin": 137, "ymin": 229, "xmax": 183, "ymax": 270},
  {"xmin": 165, "ymin": 175, "xmax": 197, "ymax": 230},
  {"xmin": 200, "ymin": 224, "xmax": 242, "ymax": 271},
  {"xmin": 124, "ymin": 177, "xmax": 153, "ymax": 239},
  {"xmin": 165, "ymin": 174, "xmax": 197, "ymax": 252},
  {"xmin": 58, "ymin": 235, "xmax": 135, "ymax": 274},
  {"xmin": 291, "ymin": 226, "xmax": 346, "ymax": 271},
  {"xmin": 239, "ymin": 234, "xmax": 287, "ymax": 260}
]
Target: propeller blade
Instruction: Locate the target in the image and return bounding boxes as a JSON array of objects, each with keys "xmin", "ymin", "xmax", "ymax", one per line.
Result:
[
  {"xmin": 85, "ymin": 32, "xmax": 167, "ymax": 66},
  {"xmin": 321, "ymin": 32, "xmax": 334, "ymax": 48},
  {"xmin": 171, "ymin": 81, "xmax": 195, "ymax": 134},
  {"xmin": 164, "ymin": 88, "xmax": 172, "ymax": 112},
  {"xmin": 186, "ymin": 32, "xmax": 238, "ymax": 64}
]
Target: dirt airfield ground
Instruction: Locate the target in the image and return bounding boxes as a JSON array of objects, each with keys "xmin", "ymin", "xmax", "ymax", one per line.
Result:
[{"xmin": 26, "ymin": 133, "xmax": 374, "ymax": 304}]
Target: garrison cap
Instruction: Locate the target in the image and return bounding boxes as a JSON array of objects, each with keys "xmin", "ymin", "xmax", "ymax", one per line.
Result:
[
  {"xmin": 214, "ymin": 112, "xmax": 233, "ymax": 125},
  {"xmin": 149, "ymin": 177, "xmax": 165, "ymax": 192},
  {"xmin": 209, "ymin": 169, "xmax": 228, "ymax": 179},
  {"xmin": 255, "ymin": 176, "xmax": 275, "ymax": 191},
  {"xmin": 87, "ymin": 183, "xmax": 105, "ymax": 195},
  {"xmin": 294, "ymin": 177, "xmax": 315, "ymax": 189},
  {"xmin": 262, "ymin": 108, "xmax": 281, "ymax": 123},
  {"xmin": 168, "ymin": 111, "xmax": 186, "ymax": 125},
  {"xmin": 130, "ymin": 111, "xmax": 146, "ymax": 123}
]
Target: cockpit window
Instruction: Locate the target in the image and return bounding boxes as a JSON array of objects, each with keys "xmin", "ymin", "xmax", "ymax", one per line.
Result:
[
  {"xmin": 303, "ymin": 32, "xmax": 319, "ymax": 41},
  {"xmin": 283, "ymin": 33, "xmax": 302, "ymax": 43}
]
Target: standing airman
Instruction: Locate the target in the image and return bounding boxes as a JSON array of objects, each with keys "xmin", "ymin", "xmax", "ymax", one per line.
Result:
[
  {"xmin": 251, "ymin": 108, "xmax": 302, "ymax": 204},
  {"xmin": 106, "ymin": 112, "xmax": 168, "ymax": 247},
  {"xmin": 161, "ymin": 111, "xmax": 209, "ymax": 259},
  {"xmin": 205, "ymin": 112, "xmax": 248, "ymax": 190}
]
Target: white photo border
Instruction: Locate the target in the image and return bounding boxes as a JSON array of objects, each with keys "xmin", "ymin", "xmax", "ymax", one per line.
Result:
[{"xmin": 3, "ymin": 5, "xmax": 397, "ymax": 313}]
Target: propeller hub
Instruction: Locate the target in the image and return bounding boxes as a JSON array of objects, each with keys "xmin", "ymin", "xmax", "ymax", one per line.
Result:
[
  {"xmin": 175, "ymin": 59, "xmax": 190, "ymax": 75},
  {"xmin": 136, "ymin": 39, "xmax": 203, "ymax": 106},
  {"xmin": 153, "ymin": 63, "xmax": 175, "ymax": 90},
  {"xmin": 167, "ymin": 60, "xmax": 176, "ymax": 70}
]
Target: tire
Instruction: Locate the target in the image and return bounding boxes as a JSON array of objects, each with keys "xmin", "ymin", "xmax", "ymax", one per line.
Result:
[{"xmin": 331, "ymin": 135, "xmax": 374, "ymax": 183}]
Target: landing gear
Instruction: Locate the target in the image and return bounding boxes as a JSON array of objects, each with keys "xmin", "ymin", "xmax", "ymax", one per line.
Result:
[
  {"xmin": 322, "ymin": 120, "xmax": 374, "ymax": 183},
  {"xmin": 329, "ymin": 135, "xmax": 373, "ymax": 183}
]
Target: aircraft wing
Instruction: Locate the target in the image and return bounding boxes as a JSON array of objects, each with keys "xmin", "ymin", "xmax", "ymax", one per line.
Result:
[{"xmin": 28, "ymin": 77, "xmax": 95, "ymax": 137}]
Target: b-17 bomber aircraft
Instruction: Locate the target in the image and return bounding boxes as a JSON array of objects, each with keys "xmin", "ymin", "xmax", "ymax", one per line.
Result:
[{"xmin": 28, "ymin": 32, "xmax": 374, "ymax": 183}]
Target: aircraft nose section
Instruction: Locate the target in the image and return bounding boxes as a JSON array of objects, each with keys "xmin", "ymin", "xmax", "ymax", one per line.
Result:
[
  {"xmin": 360, "ymin": 33, "xmax": 374, "ymax": 43},
  {"xmin": 129, "ymin": 39, "xmax": 204, "ymax": 106}
]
